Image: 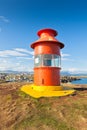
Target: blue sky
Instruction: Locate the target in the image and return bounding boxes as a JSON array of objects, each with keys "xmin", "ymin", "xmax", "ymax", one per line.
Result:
[{"xmin": 0, "ymin": 0, "xmax": 87, "ymax": 73}]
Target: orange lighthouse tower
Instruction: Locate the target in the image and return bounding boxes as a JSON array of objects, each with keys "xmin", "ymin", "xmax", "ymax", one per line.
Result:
[{"xmin": 21, "ymin": 28, "xmax": 75, "ymax": 98}]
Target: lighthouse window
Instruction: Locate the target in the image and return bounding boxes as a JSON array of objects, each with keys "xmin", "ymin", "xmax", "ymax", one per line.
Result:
[
  {"xmin": 43, "ymin": 54, "xmax": 52, "ymax": 66},
  {"xmin": 43, "ymin": 54, "xmax": 61, "ymax": 67},
  {"xmin": 34, "ymin": 55, "xmax": 42, "ymax": 67},
  {"xmin": 54, "ymin": 55, "xmax": 61, "ymax": 67},
  {"xmin": 34, "ymin": 54, "xmax": 61, "ymax": 67}
]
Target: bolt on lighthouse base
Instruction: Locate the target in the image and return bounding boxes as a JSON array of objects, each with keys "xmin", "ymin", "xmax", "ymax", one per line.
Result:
[{"xmin": 21, "ymin": 84, "xmax": 75, "ymax": 98}]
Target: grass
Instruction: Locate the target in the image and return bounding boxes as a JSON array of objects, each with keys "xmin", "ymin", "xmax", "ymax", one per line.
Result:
[
  {"xmin": 6, "ymin": 91, "xmax": 87, "ymax": 130},
  {"xmin": 0, "ymin": 82, "xmax": 87, "ymax": 130},
  {"xmin": 18, "ymin": 90, "xmax": 29, "ymax": 98},
  {"xmin": 14, "ymin": 89, "xmax": 87, "ymax": 130},
  {"xmin": 5, "ymin": 94, "xmax": 12, "ymax": 101},
  {"xmin": 14, "ymin": 94, "xmax": 76, "ymax": 130},
  {"xmin": 14, "ymin": 112, "xmax": 75, "ymax": 130}
]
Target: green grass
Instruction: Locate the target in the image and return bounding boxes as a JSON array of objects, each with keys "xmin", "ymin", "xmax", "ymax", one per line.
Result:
[
  {"xmin": 6, "ymin": 94, "xmax": 12, "ymax": 100},
  {"xmin": 17, "ymin": 90, "xmax": 29, "ymax": 98},
  {"xmin": 13, "ymin": 86, "xmax": 86, "ymax": 130},
  {"xmin": 14, "ymin": 96, "xmax": 76, "ymax": 130},
  {"xmin": 14, "ymin": 112, "xmax": 75, "ymax": 130}
]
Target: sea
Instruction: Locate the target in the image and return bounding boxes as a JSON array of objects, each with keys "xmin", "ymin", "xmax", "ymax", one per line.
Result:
[{"xmin": 71, "ymin": 78, "xmax": 87, "ymax": 84}]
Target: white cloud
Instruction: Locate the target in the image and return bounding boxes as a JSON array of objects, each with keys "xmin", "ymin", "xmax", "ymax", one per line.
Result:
[
  {"xmin": 13, "ymin": 66, "xmax": 33, "ymax": 72},
  {"xmin": 0, "ymin": 48, "xmax": 34, "ymax": 71},
  {"xmin": 61, "ymin": 57, "xmax": 67, "ymax": 61},
  {"xmin": 0, "ymin": 16, "xmax": 10, "ymax": 23},
  {"xmin": 68, "ymin": 68, "xmax": 78, "ymax": 72},
  {"xmin": 0, "ymin": 49, "xmax": 71, "ymax": 71},
  {"xmin": 2, "ymin": 59, "xmax": 7, "ymax": 63},
  {"xmin": 0, "ymin": 57, "xmax": 33, "ymax": 72},
  {"xmin": 61, "ymin": 57, "xmax": 75, "ymax": 61},
  {"xmin": 14, "ymin": 48, "xmax": 34, "ymax": 55},
  {"xmin": 0, "ymin": 50, "xmax": 28, "ymax": 57},
  {"xmin": 0, "ymin": 48, "xmax": 86, "ymax": 72},
  {"xmin": 0, "ymin": 48, "xmax": 34, "ymax": 58},
  {"xmin": 16, "ymin": 56, "xmax": 34, "ymax": 60},
  {"xmin": 61, "ymin": 51, "xmax": 72, "ymax": 61},
  {"xmin": 68, "ymin": 68, "xmax": 87, "ymax": 73},
  {"xmin": 61, "ymin": 52, "xmax": 70, "ymax": 58},
  {"xmin": 61, "ymin": 67, "xmax": 87, "ymax": 74}
]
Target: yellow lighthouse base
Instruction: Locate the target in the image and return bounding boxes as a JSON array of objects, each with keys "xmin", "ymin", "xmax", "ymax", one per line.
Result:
[{"xmin": 21, "ymin": 84, "xmax": 75, "ymax": 98}]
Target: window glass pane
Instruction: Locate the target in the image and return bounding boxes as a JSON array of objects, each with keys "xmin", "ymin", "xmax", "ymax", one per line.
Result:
[
  {"xmin": 54, "ymin": 55, "xmax": 58, "ymax": 67},
  {"xmin": 34, "ymin": 54, "xmax": 61, "ymax": 67},
  {"xmin": 58, "ymin": 56, "xmax": 61, "ymax": 67},
  {"xmin": 54, "ymin": 55, "xmax": 61, "ymax": 67},
  {"xmin": 43, "ymin": 54, "xmax": 52, "ymax": 66},
  {"xmin": 52, "ymin": 55, "xmax": 54, "ymax": 67},
  {"xmin": 34, "ymin": 55, "xmax": 42, "ymax": 67}
]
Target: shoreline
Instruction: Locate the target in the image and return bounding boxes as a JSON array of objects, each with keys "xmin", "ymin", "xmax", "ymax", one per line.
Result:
[{"xmin": 61, "ymin": 75, "xmax": 87, "ymax": 84}]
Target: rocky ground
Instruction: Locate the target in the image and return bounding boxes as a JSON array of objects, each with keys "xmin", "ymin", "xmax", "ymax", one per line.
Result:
[{"xmin": 0, "ymin": 82, "xmax": 87, "ymax": 130}]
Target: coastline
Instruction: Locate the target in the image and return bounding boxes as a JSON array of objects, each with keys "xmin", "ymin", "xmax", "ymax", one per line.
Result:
[{"xmin": 61, "ymin": 75, "xmax": 87, "ymax": 84}]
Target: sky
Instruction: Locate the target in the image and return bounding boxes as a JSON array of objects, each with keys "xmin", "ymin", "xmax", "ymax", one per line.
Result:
[{"xmin": 0, "ymin": 0, "xmax": 87, "ymax": 73}]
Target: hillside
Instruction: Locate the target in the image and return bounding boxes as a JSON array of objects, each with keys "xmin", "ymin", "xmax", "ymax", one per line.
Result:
[{"xmin": 0, "ymin": 82, "xmax": 87, "ymax": 130}]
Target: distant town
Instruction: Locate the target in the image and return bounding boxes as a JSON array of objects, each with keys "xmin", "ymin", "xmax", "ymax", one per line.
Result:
[
  {"xmin": 0, "ymin": 72, "xmax": 34, "ymax": 83},
  {"xmin": 0, "ymin": 70, "xmax": 83, "ymax": 84}
]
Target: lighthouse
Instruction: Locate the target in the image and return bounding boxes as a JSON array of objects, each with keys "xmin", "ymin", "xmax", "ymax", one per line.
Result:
[{"xmin": 21, "ymin": 28, "xmax": 75, "ymax": 98}]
